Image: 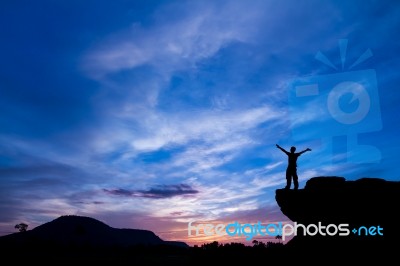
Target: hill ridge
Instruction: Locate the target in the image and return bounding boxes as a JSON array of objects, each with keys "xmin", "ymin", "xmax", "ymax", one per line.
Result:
[{"xmin": 0, "ymin": 214, "xmax": 188, "ymax": 248}]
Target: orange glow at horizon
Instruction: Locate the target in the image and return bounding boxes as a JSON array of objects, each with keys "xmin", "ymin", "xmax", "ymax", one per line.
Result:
[{"xmin": 155, "ymin": 219, "xmax": 293, "ymax": 246}]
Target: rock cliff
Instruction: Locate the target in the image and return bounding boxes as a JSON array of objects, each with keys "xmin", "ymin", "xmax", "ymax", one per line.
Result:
[{"xmin": 275, "ymin": 176, "xmax": 399, "ymax": 256}]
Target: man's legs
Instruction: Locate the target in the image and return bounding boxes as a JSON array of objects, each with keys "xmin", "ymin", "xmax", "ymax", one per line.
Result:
[
  {"xmin": 285, "ymin": 168, "xmax": 291, "ymax": 189},
  {"xmin": 293, "ymin": 170, "xmax": 299, "ymax": 190}
]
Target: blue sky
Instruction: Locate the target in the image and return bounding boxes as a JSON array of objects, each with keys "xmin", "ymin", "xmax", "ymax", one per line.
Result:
[{"xmin": 0, "ymin": 0, "xmax": 399, "ymax": 244}]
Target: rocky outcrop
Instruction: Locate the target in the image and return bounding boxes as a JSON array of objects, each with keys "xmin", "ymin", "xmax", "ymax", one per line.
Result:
[{"xmin": 275, "ymin": 176, "xmax": 399, "ymax": 256}]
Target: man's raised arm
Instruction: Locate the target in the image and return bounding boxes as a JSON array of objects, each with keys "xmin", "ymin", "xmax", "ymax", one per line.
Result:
[
  {"xmin": 276, "ymin": 144, "xmax": 289, "ymax": 155},
  {"xmin": 299, "ymin": 148, "xmax": 312, "ymax": 155}
]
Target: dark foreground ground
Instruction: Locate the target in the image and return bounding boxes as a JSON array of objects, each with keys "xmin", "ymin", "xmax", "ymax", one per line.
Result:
[
  {"xmin": 2, "ymin": 241, "xmax": 285, "ymax": 265},
  {"xmin": 1, "ymin": 240, "xmax": 396, "ymax": 265}
]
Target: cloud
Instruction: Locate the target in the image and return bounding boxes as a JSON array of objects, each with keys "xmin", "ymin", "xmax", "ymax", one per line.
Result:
[
  {"xmin": 83, "ymin": 1, "xmax": 265, "ymax": 79},
  {"xmin": 129, "ymin": 106, "xmax": 282, "ymax": 152},
  {"xmin": 170, "ymin": 211, "xmax": 184, "ymax": 216},
  {"xmin": 104, "ymin": 184, "xmax": 199, "ymax": 199},
  {"xmin": 0, "ymin": 164, "xmax": 75, "ymax": 180},
  {"xmin": 103, "ymin": 188, "xmax": 133, "ymax": 197}
]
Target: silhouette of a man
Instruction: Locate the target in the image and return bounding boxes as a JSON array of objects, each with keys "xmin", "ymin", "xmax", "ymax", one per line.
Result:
[{"xmin": 276, "ymin": 144, "xmax": 311, "ymax": 190}]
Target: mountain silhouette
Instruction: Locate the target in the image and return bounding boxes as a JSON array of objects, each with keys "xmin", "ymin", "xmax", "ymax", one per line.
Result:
[
  {"xmin": 0, "ymin": 215, "xmax": 188, "ymax": 248},
  {"xmin": 275, "ymin": 176, "xmax": 398, "ymax": 259}
]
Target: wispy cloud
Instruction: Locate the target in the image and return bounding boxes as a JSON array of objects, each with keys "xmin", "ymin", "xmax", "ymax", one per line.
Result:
[
  {"xmin": 83, "ymin": 1, "xmax": 265, "ymax": 79},
  {"xmin": 129, "ymin": 106, "xmax": 282, "ymax": 152},
  {"xmin": 104, "ymin": 184, "xmax": 198, "ymax": 199}
]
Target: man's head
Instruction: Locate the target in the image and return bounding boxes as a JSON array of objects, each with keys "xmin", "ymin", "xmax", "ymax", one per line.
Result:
[{"xmin": 290, "ymin": 146, "xmax": 296, "ymax": 153}]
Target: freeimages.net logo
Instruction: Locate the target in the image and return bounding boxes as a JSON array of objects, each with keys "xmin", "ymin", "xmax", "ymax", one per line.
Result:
[
  {"xmin": 289, "ymin": 39, "xmax": 382, "ymax": 164},
  {"xmin": 188, "ymin": 221, "xmax": 383, "ymax": 241}
]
